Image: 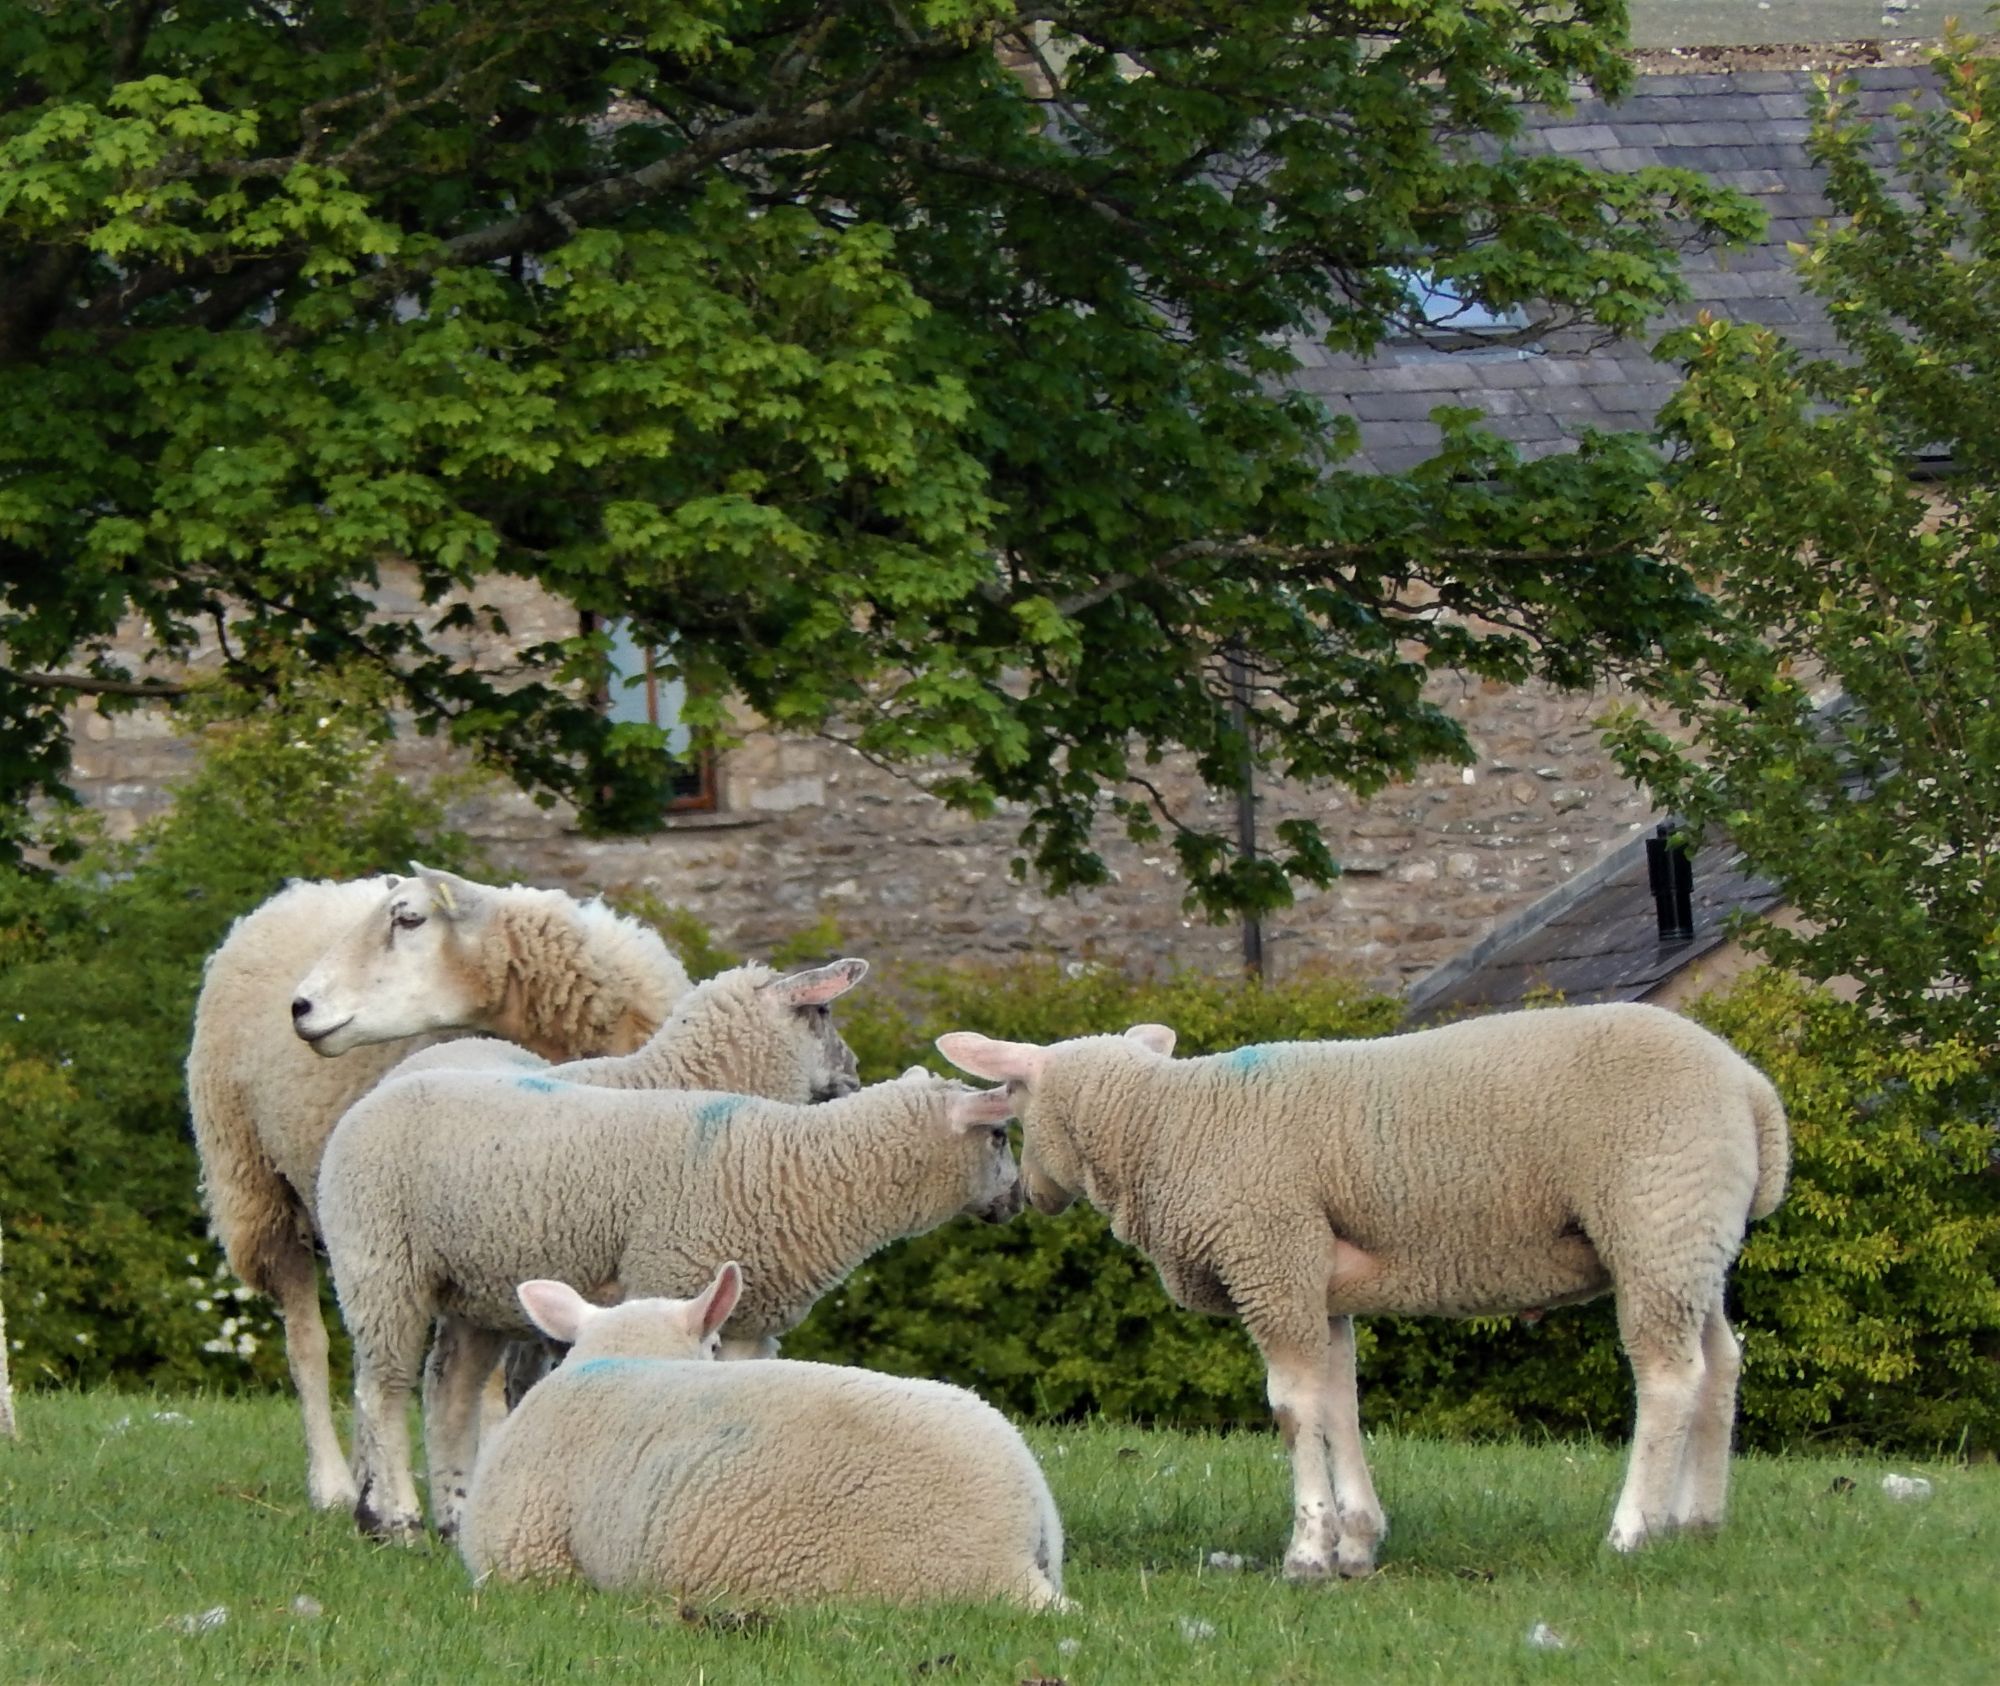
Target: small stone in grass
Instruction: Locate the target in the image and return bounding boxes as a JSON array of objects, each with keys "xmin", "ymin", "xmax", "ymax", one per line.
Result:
[
  {"xmin": 1882, "ymin": 1473, "xmax": 1933, "ymax": 1502},
  {"xmin": 1206, "ymin": 1551, "xmax": 1246, "ymax": 1572},
  {"xmin": 290, "ymin": 1595, "xmax": 323, "ymax": 1619},
  {"xmin": 174, "ymin": 1606, "xmax": 229, "ymax": 1635},
  {"xmin": 1057, "ymin": 1638, "xmax": 1082, "ymax": 1657},
  {"xmin": 1526, "ymin": 1621, "xmax": 1568, "ymax": 1651},
  {"xmin": 1178, "ymin": 1617, "xmax": 1217, "ymax": 1641}
]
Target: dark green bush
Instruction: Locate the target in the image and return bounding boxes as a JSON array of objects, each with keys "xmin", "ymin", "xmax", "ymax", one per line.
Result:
[{"xmin": 0, "ymin": 670, "xmax": 469, "ymax": 1391}]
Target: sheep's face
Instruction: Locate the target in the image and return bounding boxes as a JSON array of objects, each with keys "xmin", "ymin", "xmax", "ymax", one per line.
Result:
[
  {"xmin": 517, "ymin": 1263, "xmax": 741, "ymax": 1364},
  {"xmin": 935, "ymin": 1024, "xmax": 1178, "ymax": 1217},
  {"xmin": 754, "ymin": 958, "xmax": 867, "ymax": 1102},
  {"xmin": 290, "ymin": 865, "xmax": 491, "ymax": 1056},
  {"xmin": 941, "ymin": 1082, "xmax": 1025, "ymax": 1223}
]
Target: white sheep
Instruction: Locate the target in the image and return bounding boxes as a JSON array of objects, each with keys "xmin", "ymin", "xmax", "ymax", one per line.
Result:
[
  {"xmin": 319, "ymin": 1066, "xmax": 1023, "ymax": 1541},
  {"xmin": 459, "ymin": 1263, "xmax": 1068, "ymax": 1610},
  {"xmin": 382, "ymin": 957, "xmax": 865, "ymax": 1100},
  {"xmin": 937, "ymin": 1002, "xmax": 1790, "ymax": 1578},
  {"xmin": 1, "ymin": 1220, "xmax": 15, "ymax": 1440},
  {"xmin": 186, "ymin": 863, "xmax": 688, "ymax": 1510}
]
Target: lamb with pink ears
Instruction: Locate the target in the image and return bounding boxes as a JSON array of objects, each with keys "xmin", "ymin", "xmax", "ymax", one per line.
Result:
[
  {"xmin": 937, "ymin": 1003, "xmax": 1788, "ymax": 1579},
  {"xmin": 460, "ymin": 1262, "xmax": 1068, "ymax": 1609}
]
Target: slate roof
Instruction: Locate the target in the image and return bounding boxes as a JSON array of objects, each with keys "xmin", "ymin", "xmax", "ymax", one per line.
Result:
[
  {"xmin": 1400, "ymin": 825, "xmax": 1789, "ymax": 1024},
  {"xmin": 1292, "ymin": 64, "xmax": 1938, "ymax": 473}
]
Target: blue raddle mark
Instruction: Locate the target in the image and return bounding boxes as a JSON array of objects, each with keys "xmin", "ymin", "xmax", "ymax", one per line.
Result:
[
  {"xmin": 565, "ymin": 1358, "xmax": 670, "ymax": 1380},
  {"xmin": 691, "ymin": 1096, "xmax": 741, "ymax": 1156},
  {"xmin": 514, "ymin": 1075, "xmax": 568, "ymax": 1094},
  {"xmin": 1223, "ymin": 1044, "xmax": 1278, "ymax": 1074}
]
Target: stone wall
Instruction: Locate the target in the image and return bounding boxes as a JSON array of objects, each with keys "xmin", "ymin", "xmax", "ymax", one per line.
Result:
[{"xmin": 62, "ymin": 573, "xmax": 1674, "ymax": 997}]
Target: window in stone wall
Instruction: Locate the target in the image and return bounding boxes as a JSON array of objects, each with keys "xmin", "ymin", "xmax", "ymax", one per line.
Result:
[{"xmin": 592, "ymin": 614, "xmax": 718, "ymax": 814}]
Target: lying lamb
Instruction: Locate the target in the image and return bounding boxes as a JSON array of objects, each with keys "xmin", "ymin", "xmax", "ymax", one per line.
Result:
[
  {"xmin": 938, "ymin": 1003, "xmax": 1789, "ymax": 1578},
  {"xmin": 187, "ymin": 864, "xmax": 688, "ymax": 1510},
  {"xmin": 460, "ymin": 1264, "xmax": 1068, "ymax": 1609},
  {"xmin": 320, "ymin": 1067, "xmax": 1024, "ymax": 1541}
]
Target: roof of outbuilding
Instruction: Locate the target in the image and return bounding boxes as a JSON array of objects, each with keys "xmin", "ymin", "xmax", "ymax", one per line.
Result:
[
  {"xmin": 1292, "ymin": 63, "xmax": 1938, "ymax": 473},
  {"xmin": 1399, "ymin": 825, "xmax": 1789, "ymax": 1024}
]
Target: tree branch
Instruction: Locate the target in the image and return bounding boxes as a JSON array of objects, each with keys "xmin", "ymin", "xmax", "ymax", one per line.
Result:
[{"xmin": 0, "ymin": 666, "xmax": 187, "ymax": 700}]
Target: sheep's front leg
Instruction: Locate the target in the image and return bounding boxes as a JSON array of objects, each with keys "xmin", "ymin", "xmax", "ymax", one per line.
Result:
[
  {"xmin": 422, "ymin": 1316, "xmax": 507, "ymax": 1540},
  {"xmin": 1262, "ymin": 1337, "xmax": 1339, "ymax": 1581},
  {"xmin": 1322, "ymin": 1316, "xmax": 1386, "ymax": 1576}
]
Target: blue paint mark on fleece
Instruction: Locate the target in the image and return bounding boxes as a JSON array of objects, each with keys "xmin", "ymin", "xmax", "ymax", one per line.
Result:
[
  {"xmin": 566, "ymin": 1357, "xmax": 670, "ymax": 1379},
  {"xmin": 514, "ymin": 1075, "xmax": 568, "ymax": 1094},
  {"xmin": 691, "ymin": 1096, "xmax": 741, "ymax": 1156},
  {"xmin": 1223, "ymin": 1044, "xmax": 1280, "ymax": 1074}
]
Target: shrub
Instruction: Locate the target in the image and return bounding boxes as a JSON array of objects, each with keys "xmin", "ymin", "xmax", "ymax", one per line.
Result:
[{"xmin": 0, "ymin": 670, "xmax": 469, "ymax": 1390}]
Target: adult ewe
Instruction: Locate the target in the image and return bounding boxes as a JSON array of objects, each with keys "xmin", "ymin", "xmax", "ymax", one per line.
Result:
[
  {"xmin": 460, "ymin": 1264, "xmax": 1068, "ymax": 1610},
  {"xmin": 186, "ymin": 864, "xmax": 688, "ymax": 1510},
  {"xmin": 938, "ymin": 1003, "xmax": 1788, "ymax": 1579}
]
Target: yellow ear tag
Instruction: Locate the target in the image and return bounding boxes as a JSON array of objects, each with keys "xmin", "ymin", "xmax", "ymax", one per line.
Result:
[{"xmin": 433, "ymin": 880, "xmax": 457, "ymax": 915}]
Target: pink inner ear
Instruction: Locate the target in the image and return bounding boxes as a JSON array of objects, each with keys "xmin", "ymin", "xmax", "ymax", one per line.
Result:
[
  {"xmin": 936, "ymin": 1032, "xmax": 1043, "ymax": 1084},
  {"xmin": 698, "ymin": 1262, "xmax": 742, "ymax": 1337},
  {"xmin": 772, "ymin": 958, "xmax": 868, "ymax": 1007},
  {"xmin": 948, "ymin": 1086, "xmax": 1017, "ymax": 1129},
  {"xmin": 517, "ymin": 1279, "xmax": 590, "ymax": 1344}
]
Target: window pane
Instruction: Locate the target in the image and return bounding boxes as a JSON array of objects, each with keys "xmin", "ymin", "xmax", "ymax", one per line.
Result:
[{"xmin": 603, "ymin": 618, "xmax": 692, "ymax": 757}]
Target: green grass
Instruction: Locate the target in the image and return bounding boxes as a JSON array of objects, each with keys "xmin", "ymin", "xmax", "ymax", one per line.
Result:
[{"xmin": 2, "ymin": 1392, "xmax": 1992, "ymax": 1685}]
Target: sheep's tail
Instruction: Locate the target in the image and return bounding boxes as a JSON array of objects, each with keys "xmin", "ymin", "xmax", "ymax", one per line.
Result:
[{"xmin": 1746, "ymin": 1068, "xmax": 1791, "ymax": 1221}]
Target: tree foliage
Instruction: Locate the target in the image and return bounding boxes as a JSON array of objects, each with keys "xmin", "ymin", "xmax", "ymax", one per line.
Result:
[
  {"xmin": 1, "ymin": 1, "xmax": 1758, "ymax": 909},
  {"xmin": 1607, "ymin": 27, "xmax": 2000, "ymax": 1056}
]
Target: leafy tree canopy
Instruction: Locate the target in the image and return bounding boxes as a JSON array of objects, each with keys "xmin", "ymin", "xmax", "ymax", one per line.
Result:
[
  {"xmin": 1609, "ymin": 27, "xmax": 2000, "ymax": 1055},
  {"xmin": 0, "ymin": 1, "xmax": 1758, "ymax": 910}
]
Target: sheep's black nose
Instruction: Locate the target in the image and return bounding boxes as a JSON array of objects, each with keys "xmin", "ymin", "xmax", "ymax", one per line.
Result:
[{"xmin": 291, "ymin": 997, "xmax": 312, "ymax": 1021}]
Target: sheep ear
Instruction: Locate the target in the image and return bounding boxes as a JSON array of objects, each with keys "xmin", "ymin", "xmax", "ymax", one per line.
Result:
[
  {"xmin": 1124, "ymin": 1022, "xmax": 1177, "ymax": 1056},
  {"xmin": 409, "ymin": 862, "xmax": 484, "ymax": 921},
  {"xmin": 936, "ymin": 1032, "xmax": 1046, "ymax": 1085},
  {"xmin": 763, "ymin": 957, "xmax": 869, "ymax": 1008},
  {"xmin": 517, "ymin": 1279, "xmax": 596, "ymax": 1345},
  {"xmin": 687, "ymin": 1261, "xmax": 741, "ymax": 1340},
  {"xmin": 947, "ymin": 1086, "xmax": 1016, "ymax": 1130},
  {"xmin": 899, "ymin": 1063, "xmax": 932, "ymax": 1081}
]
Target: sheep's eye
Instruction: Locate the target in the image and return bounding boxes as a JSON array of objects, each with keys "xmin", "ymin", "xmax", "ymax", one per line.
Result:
[
  {"xmin": 393, "ymin": 910, "xmax": 427, "ymax": 932},
  {"xmin": 990, "ymin": 1127, "xmax": 1009, "ymax": 1146}
]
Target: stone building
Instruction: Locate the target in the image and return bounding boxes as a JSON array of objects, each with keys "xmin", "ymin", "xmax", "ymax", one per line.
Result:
[{"xmin": 60, "ymin": 41, "xmax": 1936, "ymax": 998}]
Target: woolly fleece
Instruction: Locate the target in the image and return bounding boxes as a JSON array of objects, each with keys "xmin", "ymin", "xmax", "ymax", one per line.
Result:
[{"xmin": 461, "ymin": 1276, "xmax": 1065, "ymax": 1609}]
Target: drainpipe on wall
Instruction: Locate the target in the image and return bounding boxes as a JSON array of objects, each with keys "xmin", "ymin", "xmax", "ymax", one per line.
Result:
[{"xmin": 1227, "ymin": 647, "xmax": 1266, "ymax": 981}]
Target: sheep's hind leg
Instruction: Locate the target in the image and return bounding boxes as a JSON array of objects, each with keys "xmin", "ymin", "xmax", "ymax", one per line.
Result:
[
  {"xmin": 423, "ymin": 1316, "xmax": 507, "ymax": 1540},
  {"xmin": 266, "ymin": 1238, "xmax": 357, "ymax": 1512},
  {"xmin": 1668, "ymin": 1301, "xmax": 1741, "ymax": 1536},
  {"xmin": 1323, "ymin": 1315, "xmax": 1386, "ymax": 1576},
  {"xmin": 348, "ymin": 1297, "xmax": 434, "ymax": 1544},
  {"xmin": 1607, "ymin": 1294, "xmax": 1706, "ymax": 1553}
]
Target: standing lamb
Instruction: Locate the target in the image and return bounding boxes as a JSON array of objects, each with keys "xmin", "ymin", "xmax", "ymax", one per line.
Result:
[
  {"xmin": 382, "ymin": 957, "xmax": 866, "ymax": 1099},
  {"xmin": 186, "ymin": 864, "xmax": 689, "ymax": 1510},
  {"xmin": 460, "ymin": 1264, "xmax": 1068, "ymax": 1610},
  {"xmin": 320, "ymin": 1066, "xmax": 1023, "ymax": 1541},
  {"xmin": 937, "ymin": 1003, "xmax": 1789, "ymax": 1578}
]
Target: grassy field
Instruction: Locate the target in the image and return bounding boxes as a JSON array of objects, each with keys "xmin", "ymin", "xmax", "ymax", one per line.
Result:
[{"xmin": 1, "ymin": 1391, "xmax": 1991, "ymax": 1685}]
